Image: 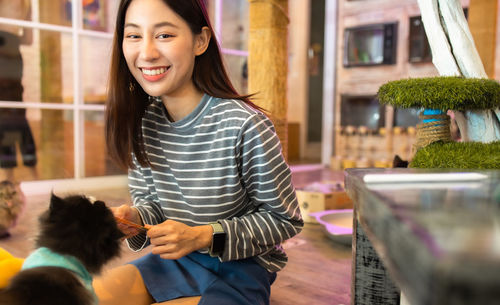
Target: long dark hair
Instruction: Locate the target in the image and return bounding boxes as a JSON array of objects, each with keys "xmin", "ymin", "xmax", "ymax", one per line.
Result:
[{"xmin": 106, "ymin": 0, "xmax": 257, "ymax": 169}]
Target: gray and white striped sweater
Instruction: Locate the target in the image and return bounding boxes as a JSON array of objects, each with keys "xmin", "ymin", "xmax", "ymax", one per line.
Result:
[{"xmin": 127, "ymin": 94, "xmax": 303, "ymax": 272}]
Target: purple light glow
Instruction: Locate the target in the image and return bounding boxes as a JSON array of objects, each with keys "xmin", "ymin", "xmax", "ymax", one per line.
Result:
[{"xmin": 309, "ymin": 209, "xmax": 353, "ymax": 235}]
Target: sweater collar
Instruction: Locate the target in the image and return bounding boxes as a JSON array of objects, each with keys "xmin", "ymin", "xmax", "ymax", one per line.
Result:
[{"xmin": 154, "ymin": 94, "xmax": 213, "ymax": 130}]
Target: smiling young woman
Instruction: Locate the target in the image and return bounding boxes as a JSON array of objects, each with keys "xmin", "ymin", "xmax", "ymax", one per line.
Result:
[{"xmin": 99, "ymin": 1, "xmax": 303, "ymax": 304}]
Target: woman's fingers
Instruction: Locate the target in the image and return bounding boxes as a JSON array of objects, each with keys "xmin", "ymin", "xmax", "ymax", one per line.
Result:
[
  {"xmin": 112, "ymin": 205, "xmax": 143, "ymax": 238},
  {"xmin": 150, "ymin": 243, "xmax": 189, "ymax": 260},
  {"xmin": 146, "ymin": 220, "xmax": 207, "ymax": 260}
]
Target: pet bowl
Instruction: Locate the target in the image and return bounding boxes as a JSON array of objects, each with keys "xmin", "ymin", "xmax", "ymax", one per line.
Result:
[{"xmin": 309, "ymin": 209, "xmax": 353, "ymax": 246}]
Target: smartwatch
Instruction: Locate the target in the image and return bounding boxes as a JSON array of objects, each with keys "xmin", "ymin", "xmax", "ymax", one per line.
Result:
[{"xmin": 209, "ymin": 222, "xmax": 226, "ymax": 257}]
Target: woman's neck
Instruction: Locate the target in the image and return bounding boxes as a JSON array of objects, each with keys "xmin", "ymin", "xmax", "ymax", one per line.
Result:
[{"xmin": 161, "ymin": 88, "xmax": 204, "ymax": 122}]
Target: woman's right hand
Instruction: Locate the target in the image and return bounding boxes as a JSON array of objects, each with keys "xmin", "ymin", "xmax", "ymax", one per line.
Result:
[{"xmin": 112, "ymin": 204, "xmax": 143, "ymax": 239}]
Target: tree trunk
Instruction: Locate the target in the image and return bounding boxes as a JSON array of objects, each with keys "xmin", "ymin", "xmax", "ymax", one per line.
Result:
[{"xmin": 416, "ymin": 0, "xmax": 500, "ymax": 142}]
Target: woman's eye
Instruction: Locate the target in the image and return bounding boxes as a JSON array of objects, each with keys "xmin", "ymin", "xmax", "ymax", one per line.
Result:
[
  {"xmin": 125, "ymin": 34, "xmax": 140, "ymax": 39},
  {"xmin": 157, "ymin": 34, "xmax": 172, "ymax": 39}
]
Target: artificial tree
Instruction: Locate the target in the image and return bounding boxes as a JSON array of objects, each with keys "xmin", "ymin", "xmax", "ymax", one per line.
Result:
[
  {"xmin": 375, "ymin": 0, "xmax": 500, "ymax": 169},
  {"xmin": 416, "ymin": 0, "xmax": 500, "ymax": 142},
  {"xmin": 378, "ymin": 76, "xmax": 500, "ymax": 169}
]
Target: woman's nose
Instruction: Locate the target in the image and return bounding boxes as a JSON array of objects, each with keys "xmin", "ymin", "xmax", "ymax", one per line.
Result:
[{"xmin": 140, "ymin": 37, "xmax": 159, "ymax": 61}]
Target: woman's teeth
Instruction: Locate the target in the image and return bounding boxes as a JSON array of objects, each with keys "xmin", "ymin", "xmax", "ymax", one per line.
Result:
[{"xmin": 142, "ymin": 67, "xmax": 167, "ymax": 76}]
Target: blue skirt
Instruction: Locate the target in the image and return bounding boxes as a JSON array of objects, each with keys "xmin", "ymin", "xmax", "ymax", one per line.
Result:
[{"xmin": 130, "ymin": 252, "xmax": 277, "ymax": 305}]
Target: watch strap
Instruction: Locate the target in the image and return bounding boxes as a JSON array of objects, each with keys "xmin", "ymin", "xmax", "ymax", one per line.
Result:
[{"xmin": 210, "ymin": 222, "xmax": 224, "ymax": 234}]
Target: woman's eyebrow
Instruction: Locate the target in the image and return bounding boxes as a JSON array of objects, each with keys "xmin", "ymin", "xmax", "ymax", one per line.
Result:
[{"xmin": 124, "ymin": 22, "xmax": 178, "ymax": 29}]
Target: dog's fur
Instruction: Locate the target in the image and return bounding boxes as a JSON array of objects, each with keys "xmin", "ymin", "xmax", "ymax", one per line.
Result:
[
  {"xmin": 0, "ymin": 194, "xmax": 123, "ymax": 305},
  {"xmin": 0, "ymin": 180, "xmax": 25, "ymax": 238}
]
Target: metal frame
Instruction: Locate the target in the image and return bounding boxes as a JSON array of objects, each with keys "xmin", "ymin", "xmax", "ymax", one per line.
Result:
[{"xmin": 321, "ymin": 0, "xmax": 338, "ymax": 165}]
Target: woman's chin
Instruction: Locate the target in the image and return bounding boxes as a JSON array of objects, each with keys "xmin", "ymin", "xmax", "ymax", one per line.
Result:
[{"xmin": 141, "ymin": 86, "xmax": 168, "ymax": 98}]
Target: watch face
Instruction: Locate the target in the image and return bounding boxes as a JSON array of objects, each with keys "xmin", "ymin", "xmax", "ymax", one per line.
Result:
[{"xmin": 211, "ymin": 232, "xmax": 226, "ymax": 255}]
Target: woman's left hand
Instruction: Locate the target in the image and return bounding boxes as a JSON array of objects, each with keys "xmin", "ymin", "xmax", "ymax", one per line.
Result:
[{"xmin": 146, "ymin": 220, "xmax": 213, "ymax": 260}]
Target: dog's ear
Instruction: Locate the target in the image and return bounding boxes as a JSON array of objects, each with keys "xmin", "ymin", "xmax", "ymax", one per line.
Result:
[{"xmin": 49, "ymin": 193, "xmax": 65, "ymax": 213}]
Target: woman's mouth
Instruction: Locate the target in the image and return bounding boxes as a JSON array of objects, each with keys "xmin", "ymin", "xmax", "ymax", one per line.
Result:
[{"xmin": 141, "ymin": 66, "xmax": 169, "ymax": 82}]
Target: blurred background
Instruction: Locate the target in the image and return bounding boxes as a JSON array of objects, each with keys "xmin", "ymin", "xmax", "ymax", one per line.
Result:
[{"xmin": 0, "ymin": 0, "xmax": 497, "ymax": 184}]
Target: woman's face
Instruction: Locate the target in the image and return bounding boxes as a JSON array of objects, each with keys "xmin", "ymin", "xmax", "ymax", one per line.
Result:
[{"xmin": 122, "ymin": 0, "xmax": 207, "ymax": 98}]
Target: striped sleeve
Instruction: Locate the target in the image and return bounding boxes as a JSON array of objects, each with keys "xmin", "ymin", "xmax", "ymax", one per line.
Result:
[
  {"xmin": 126, "ymin": 156, "xmax": 167, "ymax": 251},
  {"xmin": 218, "ymin": 113, "xmax": 304, "ymax": 264}
]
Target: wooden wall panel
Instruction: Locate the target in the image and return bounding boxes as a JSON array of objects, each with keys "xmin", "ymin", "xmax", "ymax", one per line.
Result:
[
  {"xmin": 334, "ymin": 0, "xmax": 470, "ymax": 158},
  {"xmin": 469, "ymin": 0, "xmax": 498, "ymax": 78}
]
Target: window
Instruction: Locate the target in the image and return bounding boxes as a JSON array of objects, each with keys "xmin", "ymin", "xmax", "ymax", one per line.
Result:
[
  {"xmin": 340, "ymin": 95, "xmax": 385, "ymax": 130},
  {"xmin": 206, "ymin": 0, "xmax": 249, "ymax": 94},
  {"xmin": 0, "ymin": 0, "xmax": 120, "ymax": 181},
  {"xmin": 408, "ymin": 16, "xmax": 432, "ymax": 63},
  {"xmin": 393, "ymin": 107, "xmax": 420, "ymax": 127},
  {"xmin": 0, "ymin": 0, "xmax": 248, "ymax": 182},
  {"xmin": 343, "ymin": 23, "xmax": 397, "ymax": 67},
  {"xmin": 409, "ymin": 8, "xmax": 468, "ymax": 63}
]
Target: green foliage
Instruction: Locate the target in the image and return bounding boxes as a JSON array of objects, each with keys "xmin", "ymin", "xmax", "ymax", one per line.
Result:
[
  {"xmin": 410, "ymin": 141, "xmax": 500, "ymax": 169},
  {"xmin": 378, "ymin": 77, "xmax": 500, "ymax": 111}
]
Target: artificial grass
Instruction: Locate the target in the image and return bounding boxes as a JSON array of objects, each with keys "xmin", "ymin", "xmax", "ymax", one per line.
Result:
[
  {"xmin": 378, "ymin": 76, "xmax": 500, "ymax": 111},
  {"xmin": 410, "ymin": 141, "xmax": 500, "ymax": 169}
]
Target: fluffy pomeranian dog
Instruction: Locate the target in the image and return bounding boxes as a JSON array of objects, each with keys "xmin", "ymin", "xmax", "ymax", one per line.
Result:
[{"xmin": 0, "ymin": 193, "xmax": 123, "ymax": 305}]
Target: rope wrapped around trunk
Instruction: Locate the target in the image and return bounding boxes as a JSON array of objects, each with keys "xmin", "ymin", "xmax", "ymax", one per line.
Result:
[{"xmin": 414, "ymin": 114, "xmax": 452, "ymax": 153}]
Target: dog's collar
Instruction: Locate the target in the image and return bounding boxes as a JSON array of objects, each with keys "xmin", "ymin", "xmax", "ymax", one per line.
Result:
[{"xmin": 22, "ymin": 247, "xmax": 97, "ymax": 304}]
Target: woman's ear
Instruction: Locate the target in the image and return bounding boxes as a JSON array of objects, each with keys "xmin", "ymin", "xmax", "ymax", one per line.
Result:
[{"xmin": 194, "ymin": 26, "xmax": 211, "ymax": 56}]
